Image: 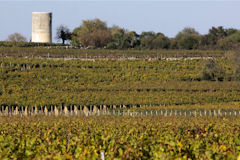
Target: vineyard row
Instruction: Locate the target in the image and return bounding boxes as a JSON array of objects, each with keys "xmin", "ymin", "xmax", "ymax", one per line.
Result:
[{"xmin": 1, "ymin": 105, "xmax": 240, "ymax": 117}]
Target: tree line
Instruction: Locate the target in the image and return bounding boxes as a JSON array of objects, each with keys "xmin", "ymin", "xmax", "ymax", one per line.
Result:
[
  {"xmin": 57, "ymin": 18, "xmax": 240, "ymax": 50},
  {"xmin": 5, "ymin": 18, "xmax": 240, "ymax": 50}
]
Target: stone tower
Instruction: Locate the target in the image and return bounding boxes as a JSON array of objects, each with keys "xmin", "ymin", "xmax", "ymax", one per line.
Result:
[{"xmin": 32, "ymin": 12, "xmax": 52, "ymax": 43}]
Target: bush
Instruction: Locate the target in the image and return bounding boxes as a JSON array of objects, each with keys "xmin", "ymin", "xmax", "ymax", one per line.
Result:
[{"xmin": 201, "ymin": 59, "xmax": 226, "ymax": 81}]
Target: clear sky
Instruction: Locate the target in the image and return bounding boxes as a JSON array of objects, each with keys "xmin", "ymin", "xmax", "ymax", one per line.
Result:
[{"xmin": 0, "ymin": 1, "xmax": 240, "ymax": 42}]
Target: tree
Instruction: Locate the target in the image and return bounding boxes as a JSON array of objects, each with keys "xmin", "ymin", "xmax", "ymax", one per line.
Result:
[
  {"xmin": 126, "ymin": 31, "xmax": 140, "ymax": 48},
  {"xmin": 140, "ymin": 32, "xmax": 156, "ymax": 49},
  {"xmin": 226, "ymin": 28, "xmax": 238, "ymax": 36},
  {"xmin": 139, "ymin": 32, "xmax": 170, "ymax": 49},
  {"xmin": 217, "ymin": 31, "xmax": 240, "ymax": 49},
  {"xmin": 107, "ymin": 29, "xmax": 140, "ymax": 49},
  {"xmin": 175, "ymin": 27, "xmax": 200, "ymax": 49},
  {"xmin": 202, "ymin": 26, "xmax": 237, "ymax": 48},
  {"xmin": 107, "ymin": 26, "xmax": 125, "ymax": 49},
  {"xmin": 109, "ymin": 25, "xmax": 124, "ymax": 36},
  {"xmin": 88, "ymin": 29, "xmax": 112, "ymax": 48},
  {"xmin": 6, "ymin": 33, "xmax": 27, "ymax": 42},
  {"xmin": 110, "ymin": 29, "xmax": 131, "ymax": 49},
  {"xmin": 72, "ymin": 18, "xmax": 112, "ymax": 48},
  {"xmin": 152, "ymin": 33, "xmax": 170, "ymax": 49},
  {"xmin": 178, "ymin": 36, "xmax": 200, "ymax": 50},
  {"xmin": 226, "ymin": 31, "xmax": 240, "ymax": 43},
  {"xmin": 169, "ymin": 38, "xmax": 178, "ymax": 49},
  {"xmin": 175, "ymin": 27, "xmax": 199, "ymax": 40},
  {"xmin": 205, "ymin": 26, "xmax": 226, "ymax": 46},
  {"xmin": 56, "ymin": 25, "xmax": 72, "ymax": 44}
]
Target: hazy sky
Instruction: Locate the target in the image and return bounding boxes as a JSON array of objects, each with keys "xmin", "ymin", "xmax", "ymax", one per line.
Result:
[{"xmin": 0, "ymin": 1, "xmax": 240, "ymax": 42}]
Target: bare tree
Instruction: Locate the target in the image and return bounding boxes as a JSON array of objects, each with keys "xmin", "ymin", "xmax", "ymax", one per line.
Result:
[
  {"xmin": 6, "ymin": 33, "xmax": 27, "ymax": 42},
  {"xmin": 56, "ymin": 25, "xmax": 72, "ymax": 44}
]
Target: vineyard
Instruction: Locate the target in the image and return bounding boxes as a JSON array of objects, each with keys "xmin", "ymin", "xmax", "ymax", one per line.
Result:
[
  {"xmin": 1, "ymin": 54, "xmax": 240, "ymax": 159},
  {"xmin": 1, "ymin": 116, "xmax": 240, "ymax": 159},
  {"xmin": 0, "ymin": 47, "xmax": 226, "ymax": 58},
  {"xmin": 0, "ymin": 57, "xmax": 238, "ymax": 107}
]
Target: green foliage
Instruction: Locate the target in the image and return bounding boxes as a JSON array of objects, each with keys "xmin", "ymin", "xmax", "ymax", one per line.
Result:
[
  {"xmin": 139, "ymin": 31, "xmax": 156, "ymax": 49},
  {"xmin": 69, "ymin": 19, "xmax": 240, "ymax": 50},
  {"xmin": 140, "ymin": 32, "xmax": 170, "ymax": 49},
  {"xmin": 227, "ymin": 31, "xmax": 240, "ymax": 43},
  {"xmin": 175, "ymin": 27, "xmax": 199, "ymax": 40},
  {"xmin": 152, "ymin": 33, "xmax": 170, "ymax": 49},
  {"xmin": 216, "ymin": 31, "xmax": 240, "ymax": 49},
  {"xmin": 206, "ymin": 26, "xmax": 228, "ymax": 46},
  {"xmin": 71, "ymin": 18, "xmax": 112, "ymax": 48},
  {"xmin": 106, "ymin": 42, "xmax": 117, "ymax": 49},
  {"xmin": 175, "ymin": 27, "xmax": 200, "ymax": 50},
  {"xmin": 108, "ymin": 30, "xmax": 140, "ymax": 49},
  {"xmin": 201, "ymin": 27, "xmax": 238, "ymax": 49},
  {"xmin": 3, "ymin": 17, "xmax": 240, "ymax": 50},
  {"xmin": 178, "ymin": 35, "xmax": 200, "ymax": 50},
  {"xmin": 169, "ymin": 38, "xmax": 178, "ymax": 49}
]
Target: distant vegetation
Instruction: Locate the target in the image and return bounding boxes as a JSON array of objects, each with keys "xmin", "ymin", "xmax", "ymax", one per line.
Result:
[
  {"xmin": 2, "ymin": 18, "xmax": 240, "ymax": 50},
  {"xmin": 6, "ymin": 33, "xmax": 27, "ymax": 42},
  {"xmin": 65, "ymin": 18, "xmax": 240, "ymax": 50}
]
